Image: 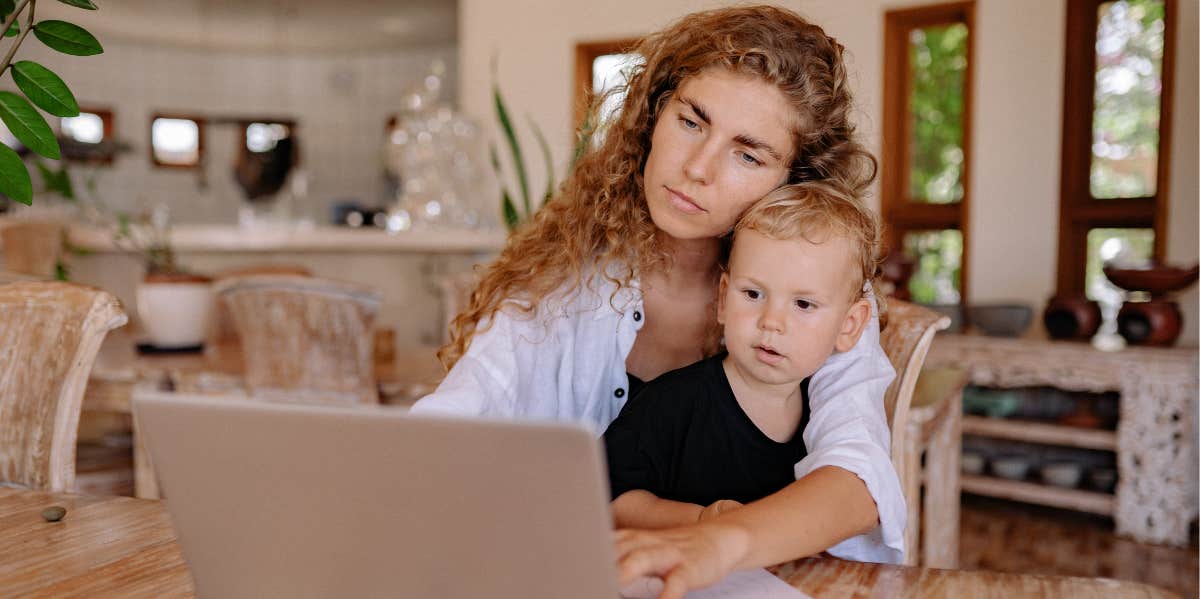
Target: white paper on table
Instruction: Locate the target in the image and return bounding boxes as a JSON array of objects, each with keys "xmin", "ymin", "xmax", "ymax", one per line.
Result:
[{"xmin": 620, "ymin": 569, "xmax": 812, "ymax": 599}]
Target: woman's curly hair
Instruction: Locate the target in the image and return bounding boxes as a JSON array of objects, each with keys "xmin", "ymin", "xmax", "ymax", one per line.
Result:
[{"xmin": 439, "ymin": 4, "xmax": 878, "ymax": 370}]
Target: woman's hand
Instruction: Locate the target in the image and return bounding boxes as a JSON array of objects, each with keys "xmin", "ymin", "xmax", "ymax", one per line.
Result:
[
  {"xmin": 614, "ymin": 523, "xmax": 751, "ymax": 599},
  {"xmin": 697, "ymin": 499, "xmax": 742, "ymax": 522}
]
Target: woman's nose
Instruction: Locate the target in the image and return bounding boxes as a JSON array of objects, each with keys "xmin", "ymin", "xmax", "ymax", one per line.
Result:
[{"xmin": 683, "ymin": 140, "xmax": 717, "ymax": 184}]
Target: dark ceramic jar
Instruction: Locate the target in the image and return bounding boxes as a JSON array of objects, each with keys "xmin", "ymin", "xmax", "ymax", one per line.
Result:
[{"xmin": 1043, "ymin": 295, "xmax": 1102, "ymax": 341}]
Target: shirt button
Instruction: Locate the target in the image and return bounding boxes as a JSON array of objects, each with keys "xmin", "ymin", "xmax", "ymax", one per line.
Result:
[
  {"xmin": 633, "ymin": 310, "xmax": 642, "ymax": 322},
  {"xmin": 614, "ymin": 388, "xmax": 625, "ymax": 398}
]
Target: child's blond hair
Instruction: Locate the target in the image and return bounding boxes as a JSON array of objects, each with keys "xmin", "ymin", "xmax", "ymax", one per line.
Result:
[{"xmin": 734, "ymin": 182, "xmax": 882, "ymax": 303}]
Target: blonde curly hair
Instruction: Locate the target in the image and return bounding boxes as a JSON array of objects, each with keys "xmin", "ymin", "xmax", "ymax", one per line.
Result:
[{"xmin": 439, "ymin": 4, "xmax": 878, "ymax": 370}]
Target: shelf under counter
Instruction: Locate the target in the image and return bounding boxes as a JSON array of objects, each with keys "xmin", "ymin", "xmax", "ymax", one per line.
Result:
[
  {"xmin": 65, "ymin": 224, "xmax": 508, "ymax": 254},
  {"xmin": 961, "ymin": 415, "xmax": 1116, "ymax": 451},
  {"xmin": 961, "ymin": 474, "xmax": 1114, "ymax": 516}
]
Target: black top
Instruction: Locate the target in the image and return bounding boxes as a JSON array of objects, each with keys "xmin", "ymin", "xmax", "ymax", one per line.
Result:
[{"xmin": 605, "ymin": 354, "xmax": 810, "ymax": 507}]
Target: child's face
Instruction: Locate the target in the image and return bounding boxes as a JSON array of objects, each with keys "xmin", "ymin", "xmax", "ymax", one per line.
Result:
[{"xmin": 718, "ymin": 229, "xmax": 871, "ymax": 388}]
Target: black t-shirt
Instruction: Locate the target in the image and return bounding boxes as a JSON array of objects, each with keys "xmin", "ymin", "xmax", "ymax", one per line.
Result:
[{"xmin": 605, "ymin": 354, "xmax": 810, "ymax": 507}]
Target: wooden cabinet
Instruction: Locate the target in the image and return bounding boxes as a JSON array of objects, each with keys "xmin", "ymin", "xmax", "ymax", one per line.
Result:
[{"xmin": 927, "ymin": 334, "xmax": 1198, "ymax": 546}]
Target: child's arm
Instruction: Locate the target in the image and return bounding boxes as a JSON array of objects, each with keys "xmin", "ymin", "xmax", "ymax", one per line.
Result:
[
  {"xmin": 614, "ymin": 466, "xmax": 876, "ymax": 599},
  {"xmin": 612, "ymin": 490, "xmax": 702, "ymax": 529},
  {"xmin": 612, "ymin": 491, "xmax": 744, "ymax": 529}
]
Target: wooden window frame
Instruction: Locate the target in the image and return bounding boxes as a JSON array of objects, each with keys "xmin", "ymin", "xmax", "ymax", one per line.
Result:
[
  {"xmin": 1055, "ymin": 0, "xmax": 1176, "ymax": 295},
  {"xmin": 149, "ymin": 112, "xmax": 205, "ymax": 169},
  {"xmin": 881, "ymin": 2, "xmax": 976, "ymax": 305},
  {"xmin": 572, "ymin": 38, "xmax": 641, "ymax": 136},
  {"xmin": 63, "ymin": 106, "xmax": 115, "ymax": 166}
]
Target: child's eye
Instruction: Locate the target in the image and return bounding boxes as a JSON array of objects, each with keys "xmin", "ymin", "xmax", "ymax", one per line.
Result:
[
  {"xmin": 742, "ymin": 289, "xmax": 761, "ymax": 300},
  {"xmin": 738, "ymin": 152, "xmax": 762, "ymax": 166},
  {"xmin": 795, "ymin": 299, "xmax": 814, "ymax": 310}
]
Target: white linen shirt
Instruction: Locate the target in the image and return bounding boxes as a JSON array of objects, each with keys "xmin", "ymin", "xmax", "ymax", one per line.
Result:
[{"xmin": 411, "ymin": 272, "xmax": 905, "ymax": 564}]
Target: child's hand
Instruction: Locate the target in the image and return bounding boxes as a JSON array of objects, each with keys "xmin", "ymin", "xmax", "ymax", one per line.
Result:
[
  {"xmin": 698, "ymin": 499, "xmax": 743, "ymax": 522},
  {"xmin": 614, "ymin": 523, "xmax": 750, "ymax": 599}
]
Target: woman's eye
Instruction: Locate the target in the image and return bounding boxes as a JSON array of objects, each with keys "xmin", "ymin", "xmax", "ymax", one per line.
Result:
[
  {"xmin": 795, "ymin": 299, "xmax": 813, "ymax": 310},
  {"xmin": 742, "ymin": 289, "xmax": 761, "ymax": 300},
  {"xmin": 679, "ymin": 116, "xmax": 699, "ymax": 130},
  {"xmin": 739, "ymin": 152, "xmax": 762, "ymax": 166}
]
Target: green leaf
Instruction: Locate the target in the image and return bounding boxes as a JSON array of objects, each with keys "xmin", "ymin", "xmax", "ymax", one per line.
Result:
[
  {"xmin": 502, "ymin": 192, "xmax": 520, "ymax": 231},
  {"xmin": 0, "ymin": 143, "xmax": 32, "ymax": 204},
  {"xmin": 55, "ymin": 0, "xmax": 98, "ymax": 9},
  {"xmin": 0, "ymin": 92, "xmax": 59, "ymax": 158},
  {"xmin": 12, "ymin": 61, "xmax": 79, "ymax": 117},
  {"xmin": 529, "ymin": 116, "xmax": 555, "ymax": 207},
  {"xmin": 0, "ymin": 0, "xmax": 15, "ymax": 15},
  {"xmin": 491, "ymin": 74, "xmax": 529, "ymax": 217},
  {"xmin": 33, "ymin": 20, "xmax": 103, "ymax": 56},
  {"xmin": 4, "ymin": 24, "xmax": 17, "ymax": 38},
  {"xmin": 54, "ymin": 261, "xmax": 69, "ymax": 281}
]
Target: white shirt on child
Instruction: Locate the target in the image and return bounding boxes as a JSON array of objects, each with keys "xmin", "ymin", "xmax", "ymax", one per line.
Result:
[{"xmin": 411, "ymin": 270, "xmax": 906, "ymax": 564}]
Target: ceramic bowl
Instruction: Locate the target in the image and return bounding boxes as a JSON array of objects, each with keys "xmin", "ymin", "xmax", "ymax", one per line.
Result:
[
  {"xmin": 990, "ymin": 455, "xmax": 1031, "ymax": 481},
  {"xmin": 1088, "ymin": 467, "xmax": 1117, "ymax": 493},
  {"xmin": 967, "ymin": 303, "xmax": 1034, "ymax": 337},
  {"xmin": 1103, "ymin": 263, "xmax": 1199, "ymax": 296},
  {"xmin": 1040, "ymin": 461, "xmax": 1083, "ymax": 488},
  {"xmin": 961, "ymin": 451, "xmax": 986, "ymax": 475}
]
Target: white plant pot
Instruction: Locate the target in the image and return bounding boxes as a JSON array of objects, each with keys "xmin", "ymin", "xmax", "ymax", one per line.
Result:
[{"xmin": 136, "ymin": 279, "xmax": 213, "ymax": 348}]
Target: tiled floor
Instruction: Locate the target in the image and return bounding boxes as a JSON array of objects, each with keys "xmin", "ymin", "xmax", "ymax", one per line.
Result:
[{"xmin": 959, "ymin": 494, "xmax": 1198, "ymax": 598}]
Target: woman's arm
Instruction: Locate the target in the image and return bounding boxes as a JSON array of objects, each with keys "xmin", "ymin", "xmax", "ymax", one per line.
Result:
[{"xmin": 614, "ymin": 466, "xmax": 876, "ymax": 599}]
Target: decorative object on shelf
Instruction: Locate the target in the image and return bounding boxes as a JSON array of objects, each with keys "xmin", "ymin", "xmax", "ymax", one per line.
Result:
[
  {"xmin": 1040, "ymin": 461, "xmax": 1083, "ymax": 488},
  {"xmin": 961, "ymin": 387, "xmax": 1021, "ymax": 419},
  {"xmin": 965, "ymin": 303, "xmax": 1033, "ymax": 337},
  {"xmin": 1104, "ymin": 262, "xmax": 1198, "ymax": 347},
  {"xmin": 990, "ymin": 454, "xmax": 1032, "ymax": 481},
  {"xmin": 1088, "ymin": 467, "xmax": 1117, "ymax": 493},
  {"xmin": 961, "ymin": 451, "xmax": 985, "ymax": 475},
  {"xmin": 386, "ymin": 61, "xmax": 498, "ymax": 233},
  {"xmin": 1042, "ymin": 294, "xmax": 1102, "ymax": 341},
  {"xmin": 233, "ymin": 130, "xmax": 300, "ymax": 229},
  {"xmin": 878, "ymin": 251, "xmax": 915, "ymax": 301}
]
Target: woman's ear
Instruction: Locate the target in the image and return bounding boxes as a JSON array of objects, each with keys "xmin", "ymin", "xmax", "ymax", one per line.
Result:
[
  {"xmin": 834, "ymin": 297, "xmax": 872, "ymax": 353},
  {"xmin": 717, "ymin": 273, "xmax": 729, "ymax": 325}
]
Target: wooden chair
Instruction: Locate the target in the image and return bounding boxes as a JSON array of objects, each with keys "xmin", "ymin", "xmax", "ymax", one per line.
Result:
[
  {"xmin": 0, "ymin": 221, "xmax": 62, "ymax": 278},
  {"xmin": 216, "ymin": 275, "xmax": 382, "ymax": 404},
  {"xmin": 906, "ymin": 365, "xmax": 969, "ymax": 568},
  {"xmin": 0, "ymin": 282, "xmax": 128, "ymax": 491},
  {"xmin": 877, "ymin": 299, "xmax": 953, "ymax": 566},
  {"xmin": 205, "ymin": 264, "xmax": 312, "ymax": 358}
]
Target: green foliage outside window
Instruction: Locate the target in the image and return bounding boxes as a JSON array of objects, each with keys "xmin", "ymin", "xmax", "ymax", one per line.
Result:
[
  {"xmin": 907, "ymin": 23, "xmax": 967, "ymax": 204},
  {"xmin": 905, "ymin": 229, "xmax": 962, "ymax": 305},
  {"xmin": 1090, "ymin": 0, "xmax": 1165, "ymax": 199}
]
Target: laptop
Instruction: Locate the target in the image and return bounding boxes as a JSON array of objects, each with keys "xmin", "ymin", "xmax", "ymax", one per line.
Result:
[{"xmin": 133, "ymin": 391, "xmax": 622, "ymax": 599}]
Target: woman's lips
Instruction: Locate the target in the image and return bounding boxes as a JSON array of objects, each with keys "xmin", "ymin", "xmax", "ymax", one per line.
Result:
[{"xmin": 665, "ymin": 187, "xmax": 705, "ymax": 215}]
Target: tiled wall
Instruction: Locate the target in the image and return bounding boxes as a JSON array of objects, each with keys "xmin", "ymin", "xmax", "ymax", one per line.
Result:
[{"xmin": 3, "ymin": 38, "xmax": 458, "ymax": 224}]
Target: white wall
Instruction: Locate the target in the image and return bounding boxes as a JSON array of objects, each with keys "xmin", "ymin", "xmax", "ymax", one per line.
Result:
[
  {"xmin": 458, "ymin": 0, "xmax": 1199, "ymax": 345},
  {"xmin": 3, "ymin": 39, "xmax": 457, "ymax": 224}
]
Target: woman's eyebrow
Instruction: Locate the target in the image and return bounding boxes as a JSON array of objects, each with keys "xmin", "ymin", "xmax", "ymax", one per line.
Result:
[
  {"xmin": 733, "ymin": 134, "xmax": 783, "ymax": 162},
  {"xmin": 676, "ymin": 95, "xmax": 710, "ymax": 124}
]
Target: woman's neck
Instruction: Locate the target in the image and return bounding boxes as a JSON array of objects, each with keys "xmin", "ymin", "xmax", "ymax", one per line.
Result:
[{"xmin": 654, "ymin": 233, "xmax": 722, "ymax": 288}]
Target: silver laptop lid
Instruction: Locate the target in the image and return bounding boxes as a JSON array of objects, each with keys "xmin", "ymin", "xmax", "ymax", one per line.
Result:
[{"xmin": 134, "ymin": 391, "xmax": 619, "ymax": 599}]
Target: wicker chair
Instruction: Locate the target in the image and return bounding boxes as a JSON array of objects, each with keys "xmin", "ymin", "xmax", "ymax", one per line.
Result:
[
  {"xmin": 0, "ymin": 282, "xmax": 127, "ymax": 491},
  {"xmin": 878, "ymin": 299, "xmax": 953, "ymax": 566}
]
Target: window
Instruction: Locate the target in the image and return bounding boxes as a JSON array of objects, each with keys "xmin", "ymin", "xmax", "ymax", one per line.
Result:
[
  {"xmin": 1057, "ymin": 0, "xmax": 1175, "ymax": 299},
  {"xmin": 61, "ymin": 107, "xmax": 115, "ymax": 164},
  {"xmin": 882, "ymin": 3, "xmax": 974, "ymax": 305},
  {"xmin": 573, "ymin": 39, "xmax": 642, "ymax": 145},
  {"xmin": 150, "ymin": 114, "xmax": 204, "ymax": 168}
]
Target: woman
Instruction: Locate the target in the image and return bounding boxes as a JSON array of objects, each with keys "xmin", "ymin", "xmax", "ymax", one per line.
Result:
[{"xmin": 413, "ymin": 4, "xmax": 903, "ymax": 592}]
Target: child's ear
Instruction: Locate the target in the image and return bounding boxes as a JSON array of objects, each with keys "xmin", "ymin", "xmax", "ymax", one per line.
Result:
[
  {"xmin": 834, "ymin": 297, "xmax": 872, "ymax": 353},
  {"xmin": 717, "ymin": 273, "xmax": 729, "ymax": 325}
]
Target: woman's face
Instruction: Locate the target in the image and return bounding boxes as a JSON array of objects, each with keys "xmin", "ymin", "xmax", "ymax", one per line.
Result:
[{"xmin": 643, "ymin": 68, "xmax": 796, "ymax": 241}]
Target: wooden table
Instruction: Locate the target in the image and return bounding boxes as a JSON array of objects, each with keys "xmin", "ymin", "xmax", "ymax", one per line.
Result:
[
  {"xmin": 84, "ymin": 331, "xmax": 447, "ymax": 498},
  {"xmin": 0, "ymin": 488, "xmax": 1178, "ymax": 598}
]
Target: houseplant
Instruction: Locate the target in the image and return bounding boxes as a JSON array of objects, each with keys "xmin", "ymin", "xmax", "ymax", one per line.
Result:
[{"xmin": 0, "ymin": 0, "xmax": 104, "ymax": 206}]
